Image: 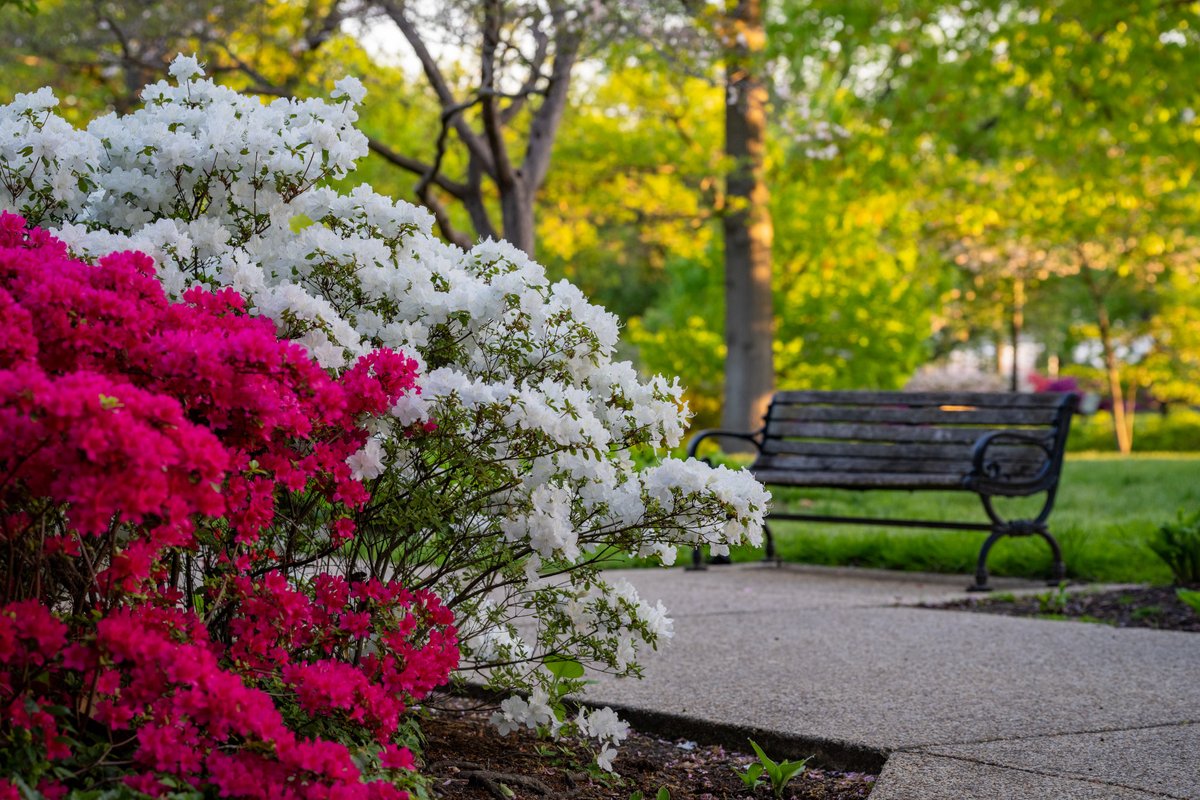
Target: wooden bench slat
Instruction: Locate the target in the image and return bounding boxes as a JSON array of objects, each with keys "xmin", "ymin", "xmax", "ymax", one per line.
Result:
[
  {"xmin": 766, "ymin": 405, "xmax": 1062, "ymax": 426},
  {"xmin": 771, "ymin": 390, "xmax": 1072, "ymax": 409},
  {"xmin": 765, "ymin": 421, "xmax": 1056, "ymax": 446},
  {"xmin": 752, "ymin": 470, "xmax": 968, "ymax": 489},
  {"xmin": 752, "ymin": 453, "xmax": 1046, "ymax": 477},
  {"xmin": 759, "ymin": 439, "xmax": 1044, "ymax": 461}
]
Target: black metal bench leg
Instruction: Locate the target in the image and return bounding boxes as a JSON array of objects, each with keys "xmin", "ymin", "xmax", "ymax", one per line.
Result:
[
  {"xmin": 762, "ymin": 521, "xmax": 776, "ymax": 564},
  {"xmin": 970, "ymin": 529, "xmax": 1006, "ymax": 592},
  {"xmin": 687, "ymin": 520, "xmax": 777, "ymax": 571},
  {"xmin": 1037, "ymin": 528, "xmax": 1066, "ymax": 586}
]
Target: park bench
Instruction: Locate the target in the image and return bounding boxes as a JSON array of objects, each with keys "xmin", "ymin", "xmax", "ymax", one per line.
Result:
[{"xmin": 686, "ymin": 390, "xmax": 1078, "ymax": 591}]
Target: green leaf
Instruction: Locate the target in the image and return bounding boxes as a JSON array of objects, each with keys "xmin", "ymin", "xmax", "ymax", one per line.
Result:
[
  {"xmin": 544, "ymin": 656, "xmax": 585, "ymax": 680},
  {"xmin": 778, "ymin": 755, "xmax": 812, "ymax": 784},
  {"xmin": 737, "ymin": 762, "xmax": 764, "ymax": 789},
  {"xmin": 656, "ymin": 788, "xmax": 671, "ymax": 800},
  {"xmin": 628, "ymin": 792, "xmax": 644, "ymax": 800},
  {"xmin": 750, "ymin": 739, "xmax": 813, "ymax": 798},
  {"xmin": 11, "ymin": 774, "xmax": 38, "ymax": 799},
  {"xmin": 748, "ymin": 739, "xmax": 779, "ymax": 777}
]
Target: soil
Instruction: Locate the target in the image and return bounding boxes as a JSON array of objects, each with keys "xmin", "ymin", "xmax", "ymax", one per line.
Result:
[
  {"xmin": 418, "ymin": 700, "xmax": 877, "ymax": 800},
  {"xmin": 925, "ymin": 585, "xmax": 1200, "ymax": 632}
]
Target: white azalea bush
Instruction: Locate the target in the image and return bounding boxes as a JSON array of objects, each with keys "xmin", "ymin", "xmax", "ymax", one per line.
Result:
[{"xmin": 0, "ymin": 57, "xmax": 769, "ymax": 769}]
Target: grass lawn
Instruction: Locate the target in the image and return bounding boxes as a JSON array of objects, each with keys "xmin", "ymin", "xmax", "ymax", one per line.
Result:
[{"xmin": 713, "ymin": 453, "xmax": 1200, "ymax": 585}]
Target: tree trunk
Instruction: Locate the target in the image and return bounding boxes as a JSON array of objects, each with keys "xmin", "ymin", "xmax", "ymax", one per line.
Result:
[
  {"xmin": 1096, "ymin": 304, "xmax": 1133, "ymax": 455},
  {"xmin": 1009, "ymin": 277, "xmax": 1024, "ymax": 392},
  {"xmin": 500, "ymin": 180, "xmax": 536, "ymax": 255},
  {"xmin": 721, "ymin": 0, "xmax": 774, "ymax": 448},
  {"xmin": 1124, "ymin": 381, "xmax": 1138, "ymax": 452},
  {"xmin": 1080, "ymin": 260, "xmax": 1131, "ymax": 455}
]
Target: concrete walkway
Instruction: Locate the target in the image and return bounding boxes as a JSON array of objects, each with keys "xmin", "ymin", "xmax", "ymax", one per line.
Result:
[{"xmin": 581, "ymin": 564, "xmax": 1199, "ymax": 799}]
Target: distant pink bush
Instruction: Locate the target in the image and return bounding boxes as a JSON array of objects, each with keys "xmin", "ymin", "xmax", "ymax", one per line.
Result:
[{"xmin": 0, "ymin": 214, "xmax": 457, "ymax": 798}]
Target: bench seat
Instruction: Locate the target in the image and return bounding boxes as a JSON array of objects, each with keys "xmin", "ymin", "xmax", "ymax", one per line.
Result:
[{"xmin": 687, "ymin": 390, "xmax": 1078, "ymax": 590}]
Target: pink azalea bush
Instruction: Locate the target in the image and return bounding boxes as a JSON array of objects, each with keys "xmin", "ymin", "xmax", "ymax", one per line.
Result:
[{"xmin": 0, "ymin": 214, "xmax": 458, "ymax": 798}]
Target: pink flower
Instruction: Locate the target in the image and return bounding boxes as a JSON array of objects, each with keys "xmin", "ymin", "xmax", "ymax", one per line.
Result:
[
  {"xmin": 0, "ymin": 215, "xmax": 454, "ymax": 799},
  {"xmin": 379, "ymin": 744, "xmax": 415, "ymax": 771}
]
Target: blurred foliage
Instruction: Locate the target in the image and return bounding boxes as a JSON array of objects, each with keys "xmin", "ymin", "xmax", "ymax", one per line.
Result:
[
  {"xmin": 536, "ymin": 64, "xmax": 724, "ymax": 322},
  {"xmin": 1069, "ymin": 408, "xmax": 1200, "ymax": 453}
]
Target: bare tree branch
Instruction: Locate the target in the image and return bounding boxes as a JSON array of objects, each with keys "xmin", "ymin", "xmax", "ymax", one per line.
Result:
[
  {"xmin": 379, "ymin": 0, "xmax": 496, "ymax": 178},
  {"xmin": 480, "ymin": 0, "xmax": 517, "ymax": 190},
  {"xmin": 208, "ymin": 42, "xmax": 298, "ymax": 95},
  {"xmin": 416, "ymin": 186, "xmax": 473, "ymax": 250},
  {"xmin": 367, "ymin": 137, "xmax": 470, "ymax": 199},
  {"xmin": 521, "ymin": 6, "xmax": 583, "ymax": 191},
  {"xmin": 499, "ymin": 14, "xmax": 550, "ymax": 124},
  {"xmin": 417, "ymin": 95, "xmax": 487, "ymax": 200}
]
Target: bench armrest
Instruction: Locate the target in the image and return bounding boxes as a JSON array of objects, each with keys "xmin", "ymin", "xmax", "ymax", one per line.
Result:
[
  {"xmin": 966, "ymin": 430, "xmax": 1055, "ymax": 495},
  {"xmin": 685, "ymin": 428, "xmax": 764, "ymax": 459}
]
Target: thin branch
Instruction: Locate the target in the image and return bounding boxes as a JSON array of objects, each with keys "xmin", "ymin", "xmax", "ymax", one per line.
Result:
[
  {"xmin": 417, "ymin": 187, "xmax": 473, "ymax": 250},
  {"xmin": 379, "ymin": 0, "xmax": 496, "ymax": 177},
  {"xmin": 481, "ymin": 0, "xmax": 517, "ymax": 189},
  {"xmin": 499, "ymin": 19, "xmax": 551, "ymax": 125},
  {"xmin": 367, "ymin": 137, "xmax": 470, "ymax": 199},
  {"xmin": 521, "ymin": 7, "xmax": 583, "ymax": 191},
  {"xmin": 417, "ymin": 95, "xmax": 487, "ymax": 200},
  {"xmin": 209, "ymin": 41, "xmax": 297, "ymax": 96}
]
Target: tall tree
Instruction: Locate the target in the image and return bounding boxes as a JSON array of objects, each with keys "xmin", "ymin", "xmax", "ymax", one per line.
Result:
[
  {"xmin": 719, "ymin": 0, "xmax": 775, "ymax": 440},
  {"xmin": 366, "ymin": 0, "xmax": 593, "ymax": 252},
  {"xmin": 623, "ymin": 0, "xmax": 782, "ymax": 437}
]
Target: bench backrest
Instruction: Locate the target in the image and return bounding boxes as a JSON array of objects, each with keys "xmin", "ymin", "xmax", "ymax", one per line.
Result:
[{"xmin": 751, "ymin": 391, "xmax": 1077, "ymax": 494}]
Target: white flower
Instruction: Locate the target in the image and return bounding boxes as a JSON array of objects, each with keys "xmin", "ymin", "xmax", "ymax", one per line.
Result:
[
  {"xmin": 639, "ymin": 600, "xmax": 673, "ymax": 640},
  {"xmin": 332, "ymin": 76, "xmax": 367, "ymax": 105},
  {"xmin": 490, "ymin": 709, "xmax": 521, "ymax": 737},
  {"xmin": 576, "ymin": 707, "xmax": 630, "ymax": 772},
  {"xmin": 347, "ymin": 438, "xmax": 386, "ymax": 481},
  {"xmin": 389, "ymin": 392, "xmax": 431, "ymax": 426},
  {"xmin": 614, "ymin": 635, "xmax": 637, "ymax": 670},
  {"xmin": 582, "ymin": 707, "xmax": 628, "ymax": 741},
  {"xmin": 9, "ymin": 86, "xmax": 58, "ymax": 113},
  {"xmin": 596, "ymin": 745, "xmax": 618, "ymax": 773},
  {"xmin": 296, "ymin": 329, "xmax": 347, "ymax": 369},
  {"xmin": 167, "ymin": 54, "xmax": 204, "ymax": 82},
  {"xmin": 491, "ymin": 689, "xmax": 557, "ymax": 736}
]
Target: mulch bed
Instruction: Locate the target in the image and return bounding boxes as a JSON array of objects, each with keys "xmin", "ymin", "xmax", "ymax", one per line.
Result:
[
  {"xmin": 925, "ymin": 585, "xmax": 1200, "ymax": 632},
  {"xmin": 419, "ymin": 702, "xmax": 877, "ymax": 800}
]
